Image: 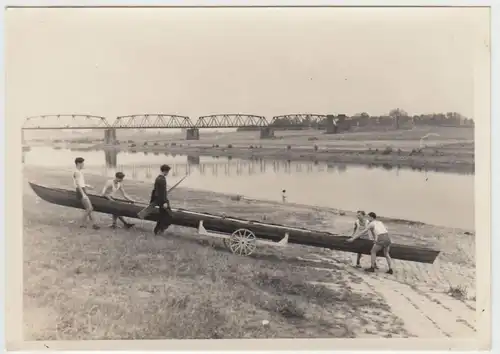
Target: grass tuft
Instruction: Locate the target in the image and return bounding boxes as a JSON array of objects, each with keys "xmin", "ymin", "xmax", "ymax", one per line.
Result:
[{"xmin": 447, "ymin": 285, "xmax": 468, "ymax": 300}]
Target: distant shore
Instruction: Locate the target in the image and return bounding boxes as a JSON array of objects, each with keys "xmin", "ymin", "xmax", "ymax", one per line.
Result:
[
  {"xmin": 94, "ymin": 141, "xmax": 474, "ymax": 174},
  {"xmin": 34, "ymin": 126, "xmax": 475, "ymax": 174}
]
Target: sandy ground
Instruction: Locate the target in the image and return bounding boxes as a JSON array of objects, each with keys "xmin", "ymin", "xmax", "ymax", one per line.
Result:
[{"xmin": 22, "ymin": 167, "xmax": 476, "ymax": 340}]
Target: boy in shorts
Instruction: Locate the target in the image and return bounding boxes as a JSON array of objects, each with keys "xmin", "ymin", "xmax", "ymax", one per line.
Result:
[
  {"xmin": 347, "ymin": 212, "xmax": 393, "ymax": 274},
  {"xmin": 351, "ymin": 210, "xmax": 377, "ymax": 268}
]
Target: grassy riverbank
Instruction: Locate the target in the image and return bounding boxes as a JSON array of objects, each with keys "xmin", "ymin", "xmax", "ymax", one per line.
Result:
[{"xmin": 23, "ymin": 167, "xmax": 476, "ymax": 340}]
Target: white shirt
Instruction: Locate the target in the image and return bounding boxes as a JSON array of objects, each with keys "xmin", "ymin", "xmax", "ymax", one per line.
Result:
[
  {"xmin": 102, "ymin": 179, "xmax": 122, "ymax": 197},
  {"xmin": 368, "ymin": 220, "xmax": 388, "ymax": 237},
  {"xmin": 355, "ymin": 218, "xmax": 373, "ymax": 240},
  {"xmin": 73, "ymin": 169, "xmax": 86, "ymax": 189},
  {"xmin": 354, "ymin": 218, "xmax": 368, "ymax": 230}
]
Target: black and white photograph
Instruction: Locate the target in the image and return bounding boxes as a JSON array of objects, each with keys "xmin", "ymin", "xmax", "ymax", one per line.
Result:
[{"xmin": 3, "ymin": 5, "xmax": 492, "ymax": 351}]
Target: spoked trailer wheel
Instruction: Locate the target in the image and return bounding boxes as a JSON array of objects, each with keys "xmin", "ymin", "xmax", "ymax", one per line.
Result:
[
  {"xmin": 197, "ymin": 220, "xmax": 285, "ymax": 257},
  {"xmin": 227, "ymin": 228, "xmax": 257, "ymax": 256}
]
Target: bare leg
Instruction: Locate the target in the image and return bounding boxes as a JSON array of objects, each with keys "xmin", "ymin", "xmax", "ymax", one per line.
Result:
[
  {"xmin": 81, "ymin": 197, "xmax": 100, "ymax": 229},
  {"xmin": 384, "ymin": 245, "xmax": 393, "ymax": 273},
  {"xmin": 355, "ymin": 253, "xmax": 362, "ymax": 266},
  {"xmin": 370, "ymin": 244, "xmax": 383, "ymax": 269}
]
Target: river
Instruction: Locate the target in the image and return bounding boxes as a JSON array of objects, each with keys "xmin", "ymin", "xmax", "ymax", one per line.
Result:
[{"xmin": 23, "ymin": 146, "xmax": 474, "ymax": 230}]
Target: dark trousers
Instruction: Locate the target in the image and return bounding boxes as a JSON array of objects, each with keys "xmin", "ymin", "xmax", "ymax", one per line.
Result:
[
  {"xmin": 138, "ymin": 201, "xmax": 172, "ymax": 234},
  {"xmin": 154, "ymin": 204, "xmax": 172, "ymax": 234}
]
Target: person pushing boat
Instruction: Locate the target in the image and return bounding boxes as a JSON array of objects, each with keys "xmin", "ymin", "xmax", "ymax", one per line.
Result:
[
  {"xmin": 73, "ymin": 157, "xmax": 100, "ymax": 230},
  {"xmin": 101, "ymin": 171, "xmax": 136, "ymax": 229},
  {"xmin": 347, "ymin": 212, "xmax": 393, "ymax": 274},
  {"xmin": 351, "ymin": 210, "xmax": 377, "ymax": 268},
  {"xmin": 137, "ymin": 164, "xmax": 173, "ymax": 235}
]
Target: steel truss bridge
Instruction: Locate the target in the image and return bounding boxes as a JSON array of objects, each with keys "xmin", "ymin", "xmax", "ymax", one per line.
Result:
[
  {"xmin": 21, "ymin": 113, "xmax": 339, "ymax": 142},
  {"xmin": 22, "ymin": 113, "xmax": 337, "ymax": 130},
  {"xmin": 22, "ymin": 114, "xmax": 111, "ymax": 130}
]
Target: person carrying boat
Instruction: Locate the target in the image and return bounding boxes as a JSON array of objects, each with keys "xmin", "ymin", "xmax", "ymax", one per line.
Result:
[
  {"xmin": 347, "ymin": 212, "xmax": 393, "ymax": 274},
  {"xmin": 101, "ymin": 171, "xmax": 136, "ymax": 229},
  {"xmin": 73, "ymin": 157, "xmax": 100, "ymax": 230},
  {"xmin": 351, "ymin": 210, "xmax": 377, "ymax": 269},
  {"xmin": 137, "ymin": 164, "xmax": 173, "ymax": 235}
]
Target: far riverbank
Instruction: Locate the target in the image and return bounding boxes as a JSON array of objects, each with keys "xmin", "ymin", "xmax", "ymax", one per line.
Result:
[{"xmin": 95, "ymin": 141, "xmax": 474, "ymax": 174}]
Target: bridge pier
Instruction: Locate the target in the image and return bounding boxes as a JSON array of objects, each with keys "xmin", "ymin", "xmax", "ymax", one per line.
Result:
[
  {"xmin": 336, "ymin": 114, "xmax": 349, "ymax": 132},
  {"xmin": 186, "ymin": 128, "xmax": 200, "ymax": 140},
  {"xmin": 325, "ymin": 115, "xmax": 338, "ymax": 134},
  {"xmin": 187, "ymin": 155, "xmax": 201, "ymax": 165},
  {"xmin": 259, "ymin": 126, "xmax": 275, "ymax": 139},
  {"xmin": 104, "ymin": 128, "xmax": 117, "ymax": 144},
  {"xmin": 104, "ymin": 149, "xmax": 118, "ymax": 168}
]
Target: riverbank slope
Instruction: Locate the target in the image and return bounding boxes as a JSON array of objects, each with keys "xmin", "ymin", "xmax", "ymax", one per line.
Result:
[{"xmin": 23, "ymin": 167, "xmax": 476, "ymax": 340}]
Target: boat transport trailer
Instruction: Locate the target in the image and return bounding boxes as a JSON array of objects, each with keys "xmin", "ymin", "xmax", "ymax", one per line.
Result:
[{"xmin": 29, "ymin": 182, "xmax": 440, "ymax": 264}]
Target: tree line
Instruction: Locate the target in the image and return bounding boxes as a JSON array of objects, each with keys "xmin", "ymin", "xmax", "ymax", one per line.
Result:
[{"xmin": 269, "ymin": 109, "xmax": 473, "ymax": 129}]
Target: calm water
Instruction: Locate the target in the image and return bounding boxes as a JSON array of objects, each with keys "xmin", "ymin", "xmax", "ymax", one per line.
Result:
[{"xmin": 23, "ymin": 146, "xmax": 474, "ymax": 230}]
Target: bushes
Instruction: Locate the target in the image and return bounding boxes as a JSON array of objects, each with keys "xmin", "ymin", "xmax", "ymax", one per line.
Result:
[
  {"xmin": 409, "ymin": 148, "xmax": 423, "ymax": 156},
  {"xmin": 382, "ymin": 146, "xmax": 393, "ymax": 155}
]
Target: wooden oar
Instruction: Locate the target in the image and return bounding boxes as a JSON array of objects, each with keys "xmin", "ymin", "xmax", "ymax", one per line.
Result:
[
  {"xmin": 167, "ymin": 174, "xmax": 189, "ymax": 193},
  {"xmin": 114, "ymin": 175, "xmax": 188, "ymax": 206}
]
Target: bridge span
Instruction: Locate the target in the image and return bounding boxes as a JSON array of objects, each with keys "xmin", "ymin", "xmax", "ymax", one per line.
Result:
[{"xmin": 22, "ymin": 113, "xmax": 340, "ymax": 143}]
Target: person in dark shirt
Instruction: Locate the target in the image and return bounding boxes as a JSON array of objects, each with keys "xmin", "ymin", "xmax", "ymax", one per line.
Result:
[{"xmin": 137, "ymin": 164, "xmax": 173, "ymax": 235}]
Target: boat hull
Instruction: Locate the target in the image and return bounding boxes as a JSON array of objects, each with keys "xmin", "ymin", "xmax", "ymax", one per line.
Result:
[{"xmin": 28, "ymin": 182, "xmax": 440, "ymax": 264}]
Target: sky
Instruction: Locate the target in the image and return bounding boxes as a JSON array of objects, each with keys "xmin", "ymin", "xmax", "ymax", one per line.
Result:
[{"xmin": 5, "ymin": 7, "xmax": 489, "ymax": 126}]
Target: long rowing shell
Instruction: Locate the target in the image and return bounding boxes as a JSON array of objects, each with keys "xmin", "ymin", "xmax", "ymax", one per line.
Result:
[{"xmin": 28, "ymin": 182, "xmax": 440, "ymax": 264}]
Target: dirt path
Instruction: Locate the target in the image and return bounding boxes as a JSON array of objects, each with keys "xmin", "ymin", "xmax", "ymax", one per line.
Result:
[{"xmin": 311, "ymin": 254, "xmax": 476, "ymax": 338}]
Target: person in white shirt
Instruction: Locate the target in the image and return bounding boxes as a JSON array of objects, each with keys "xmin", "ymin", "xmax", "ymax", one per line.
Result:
[
  {"xmin": 351, "ymin": 210, "xmax": 377, "ymax": 268},
  {"xmin": 347, "ymin": 212, "xmax": 393, "ymax": 274},
  {"xmin": 282, "ymin": 189, "xmax": 287, "ymax": 203},
  {"xmin": 101, "ymin": 171, "xmax": 136, "ymax": 229},
  {"xmin": 73, "ymin": 157, "xmax": 100, "ymax": 230}
]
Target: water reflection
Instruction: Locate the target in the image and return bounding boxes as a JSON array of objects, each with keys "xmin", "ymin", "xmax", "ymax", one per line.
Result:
[
  {"xmin": 21, "ymin": 146, "xmax": 473, "ymax": 177},
  {"xmin": 100, "ymin": 149, "xmax": 353, "ymax": 178},
  {"xmin": 95, "ymin": 149, "xmax": 471, "ymax": 177},
  {"xmin": 101, "ymin": 159, "xmax": 353, "ymax": 179}
]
